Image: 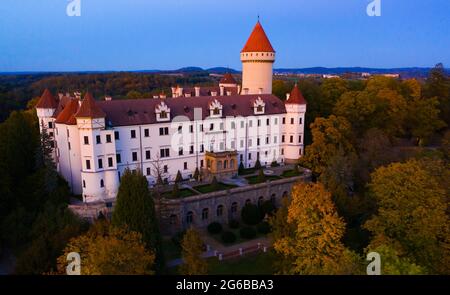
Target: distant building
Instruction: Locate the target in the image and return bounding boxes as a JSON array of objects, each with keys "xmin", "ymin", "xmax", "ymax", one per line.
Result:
[{"xmin": 35, "ymin": 21, "xmax": 307, "ymax": 204}]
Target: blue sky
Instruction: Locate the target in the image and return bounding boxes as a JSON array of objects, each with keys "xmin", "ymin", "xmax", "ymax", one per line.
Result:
[{"xmin": 0, "ymin": 0, "xmax": 449, "ymax": 72}]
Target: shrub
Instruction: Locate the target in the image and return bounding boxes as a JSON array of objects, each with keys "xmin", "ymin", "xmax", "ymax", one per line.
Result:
[
  {"xmin": 228, "ymin": 219, "xmax": 240, "ymax": 229},
  {"xmin": 193, "ymin": 168, "xmax": 200, "ymax": 181},
  {"xmin": 241, "ymin": 204, "xmax": 263, "ymax": 225},
  {"xmin": 238, "ymin": 162, "xmax": 245, "ymax": 175},
  {"xmin": 211, "ymin": 176, "xmax": 219, "ymax": 190},
  {"xmin": 257, "ymin": 221, "xmax": 271, "ymax": 234},
  {"xmin": 240, "ymin": 227, "xmax": 257, "ymax": 239},
  {"xmin": 207, "ymin": 222, "xmax": 223, "ymax": 235},
  {"xmin": 221, "ymin": 231, "xmax": 237, "ymax": 244},
  {"xmin": 256, "ymin": 169, "xmax": 266, "ymax": 183},
  {"xmin": 254, "ymin": 159, "xmax": 262, "ymax": 170},
  {"xmin": 175, "ymin": 170, "xmax": 183, "ymax": 183},
  {"xmin": 260, "ymin": 200, "xmax": 276, "ymax": 217},
  {"xmin": 171, "ymin": 183, "xmax": 180, "ymax": 198},
  {"xmin": 171, "ymin": 231, "xmax": 186, "ymax": 247},
  {"xmin": 270, "ymin": 161, "xmax": 280, "ymax": 167}
]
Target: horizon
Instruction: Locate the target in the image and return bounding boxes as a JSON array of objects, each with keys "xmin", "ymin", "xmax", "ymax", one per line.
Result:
[{"xmin": 0, "ymin": 0, "xmax": 449, "ymax": 72}]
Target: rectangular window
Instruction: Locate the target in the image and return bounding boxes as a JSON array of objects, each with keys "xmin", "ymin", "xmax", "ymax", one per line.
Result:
[
  {"xmin": 200, "ymin": 144, "xmax": 204, "ymax": 153},
  {"xmin": 146, "ymin": 167, "xmax": 151, "ymax": 175},
  {"xmin": 189, "ymin": 125, "xmax": 193, "ymax": 133},
  {"xmin": 68, "ymin": 142, "xmax": 71, "ymax": 150},
  {"xmin": 248, "ymin": 153, "xmax": 252, "ymax": 160},
  {"xmin": 179, "ymin": 147, "xmax": 183, "ymax": 156},
  {"xmin": 132, "ymin": 152, "xmax": 138, "ymax": 162},
  {"xmin": 144, "ymin": 128, "xmax": 149, "ymax": 137},
  {"xmin": 240, "ymin": 121, "xmax": 244, "ymax": 128},
  {"xmin": 200, "ymin": 124, "xmax": 204, "ymax": 132},
  {"xmin": 163, "ymin": 165, "xmax": 168, "ymax": 173},
  {"xmin": 200, "ymin": 160, "xmax": 204, "ymax": 167},
  {"xmin": 231, "ymin": 141, "xmax": 236, "ymax": 149},
  {"xmin": 281, "ymin": 148, "xmax": 284, "ymax": 155},
  {"xmin": 178, "ymin": 126, "xmax": 182, "ymax": 134},
  {"xmin": 249, "ymin": 120, "xmax": 253, "ymax": 127},
  {"xmin": 274, "ymin": 118, "xmax": 278, "ymax": 125},
  {"xmin": 291, "ymin": 118, "xmax": 294, "ymax": 124},
  {"xmin": 84, "ymin": 136, "xmax": 89, "ymax": 145},
  {"xmin": 299, "ymin": 148, "xmax": 302, "ymax": 155},
  {"xmin": 189, "ymin": 145, "xmax": 194, "ymax": 154},
  {"xmin": 240, "ymin": 140, "xmax": 244, "ymax": 148},
  {"xmin": 184, "ymin": 162, "xmax": 188, "ymax": 170},
  {"xmin": 282, "ymin": 135, "xmax": 285, "ymax": 143},
  {"xmin": 86, "ymin": 160, "xmax": 91, "ymax": 170},
  {"xmin": 210, "ymin": 123, "xmax": 214, "ymax": 131},
  {"xmin": 274, "ymin": 136, "xmax": 277, "ymax": 143},
  {"xmin": 299, "ymin": 118, "xmax": 303, "ymax": 124},
  {"xmin": 248, "ymin": 139, "xmax": 252, "ymax": 147},
  {"xmin": 48, "ymin": 122, "xmax": 53, "ymax": 128},
  {"xmin": 131, "ymin": 130, "xmax": 136, "ymax": 138},
  {"xmin": 266, "ymin": 137, "xmax": 269, "ymax": 144},
  {"xmin": 220, "ymin": 142, "xmax": 224, "ymax": 150},
  {"xmin": 257, "ymin": 119, "xmax": 261, "ymax": 127},
  {"xmin": 299, "ymin": 135, "xmax": 302, "ymax": 143},
  {"xmin": 106, "ymin": 134, "xmax": 112, "ymax": 143},
  {"xmin": 282, "ymin": 117, "xmax": 286, "ymax": 124},
  {"xmin": 290, "ymin": 136, "xmax": 293, "ymax": 143},
  {"xmin": 114, "ymin": 131, "xmax": 120, "ymax": 140},
  {"xmin": 231, "ymin": 122, "xmax": 236, "ymax": 129},
  {"xmin": 160, "ymin": 148, "xmax": 170, "ymax": 158},
  {"xmin": 146, "ymin": 150, "xmax": 151, "ymax": 160},
  {"xmin": 266, "ymin": 118, "xmax": 270, "ymax": 126},
  {"xmin": 98, "ymin": 158, "xmax": 103, "ymax": 169},
  {"xmin": 96, "ymin": 135, "xmax": 101, "ymax": 144},
  {"xmin": 108, "ymin": 157, "xmax": 113, "ymax": 167},
  {"xmin": 220, "ymin": 123, "xmax": 224, "ymax": 130},
  {"xmin": 159, "ymin": 127, "xmax": 169, "ymax": 136},
  {"xmin": 257, "ymin": 138, "xmax": 260, "ymax": 146},
  {"xmin": 116, "ymin": 153, "xmax": 121, "ymax": 163}
]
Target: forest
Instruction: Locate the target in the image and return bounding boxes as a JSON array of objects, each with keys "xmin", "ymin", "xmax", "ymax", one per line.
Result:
[{"xmin": 0, "ymin": 64, "xmax": 448, "ymax": 274}]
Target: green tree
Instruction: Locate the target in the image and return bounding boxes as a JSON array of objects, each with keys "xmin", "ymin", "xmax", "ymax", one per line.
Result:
[
  {"xmin": 193, "ymin": 167, "xmax": 200, "ymax": 181},
  {"xmin": 175, "ymin": 170, "xmax": 183, "ymax": 183},
  {"xmin": 364, "ymin": 160, "xmax": 449, "ymax": 273},
  {"xmin": 171, "ymin": 183, "xmax": 180, "ymax": 199},
  {"xmin": 367, "ymin": 244, "xmax": 426, "ymax": 275},
  {"xmin": 179, "ymin": 228, "xmax": 208, "ymax": 275},
  {"xmin": 112, "ymin": 168, "xmax": 163, "ymax": 271},
  {"xmin": 256, "ymin": 169, "xmax": 266, "ymax": 183},
  {"xmin": 424, "ymin": 63, "xmax": 450, "ymax": 125}
]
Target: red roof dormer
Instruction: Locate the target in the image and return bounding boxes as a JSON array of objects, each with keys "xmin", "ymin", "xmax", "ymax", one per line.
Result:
[
  {"xmin": 36, "ymin": 89, "xmax": 58, "ymax": 109},
  {"xmin": 74, "ymin": 92, "xmax": 106, "ymax": 119},
  {"xmin": 286, "ymin": 84, "xmax": 307, "ymax": 105},
  {"xmin": 55, "ymin": 99, "xmax": 80, "ymax": 125},
  {"xmin": 241, "ymin": 21, "xmax": 275, "ymax": 53},
  {"xmin": 219, "ymin": 73, "xmax": 237, "ymax": 84}
]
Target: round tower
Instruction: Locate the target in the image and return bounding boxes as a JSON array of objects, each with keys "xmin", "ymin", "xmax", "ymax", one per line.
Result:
[{"xmin": 240, "ymin": 21, "xmax": 275, "ymax": 95}]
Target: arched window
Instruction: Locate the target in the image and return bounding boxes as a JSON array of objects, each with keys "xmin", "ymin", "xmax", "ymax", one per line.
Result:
[
  {"xmin": 170, "ymin": 214, "xmax": 177, "ymax": 225},
  {"xmin": 217, "ymin": 205, "xmax": 224, "ymax": 217},
  {"xmin": 202, "ymin": 208, "xmax": 209, "ymax": 220},
  {"xmin": 231, "ymin": 202, "xmax": 238, "ymax": 213},
  {"xmin": 207, "ymin": 159, "xmax": 211, "ymax": 168},
  {"xmin": 213, "ymin": 107, "xmax": 220, "ymax": 115},
  {"xmin": 224, "ymin": 160, "xmax": 228, "ymax": 169},
  {"xmin": 271, "ymin": 193, "xmax": 276, "ymax": 205},
  {"xmin": 217, "ymin": 161, "xmax": 222, "ymax": 170},
  {"xmin": 282, "ymin": 191, "xmax": 288, "ymax": 199},
  {"xmin": 258, "ymin": 196, "xmax": 264, "ymax": 206},
  {"xmin": 230, "ymin": 159, "xmax": 235, "ymax": 169},
  {"xmin": 100, "ymin": 179, "xmax": 104, "ymax": 188},
  {"xmin": 245, "ymin": 199, "xmax": 251, "ymax": 206},
  {"xmin": 186, "ymin": 211, "xmax": 193, "ymax": 224}
]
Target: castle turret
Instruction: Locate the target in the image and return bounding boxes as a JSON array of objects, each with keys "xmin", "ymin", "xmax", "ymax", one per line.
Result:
[
  {"xmin": 240, "ymin": 21, "xmax": 275, "ymax": 95},
  {"xmin": 36, "ymin": 89, "xmax": 58, "ymax": 132},
  {"xmin": 283, "ymin": 84, "xmax": 307, "ymax": 164}
]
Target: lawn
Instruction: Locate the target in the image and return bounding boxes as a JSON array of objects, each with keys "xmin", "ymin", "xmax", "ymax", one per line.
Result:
[
  {"xmin": 162, "ymin": 188, "xmax": 197, "ymax": 199},
  {"xmin": 238, "ymin": 168, "xmax": 256, "ymax": 175},
  {"xmin": 245, "ymin": 175, "xmax": 282, "ymax": 184},
  {"xmin": 210, "ymin": 226, "xmax": 266, "ymax": 246},
  {"xmin": 281, "ymin": 169, "xmax": 301, "ymax": 178},
  {"xmin": 194, "ymin": 182, "xmax": 237, "ymax": 194},
  {"xmin": 207, "ymin": 250, "xmax": 276, "ymax": 275}
]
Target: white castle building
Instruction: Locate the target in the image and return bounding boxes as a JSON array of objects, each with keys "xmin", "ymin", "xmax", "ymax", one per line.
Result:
[{"xmin": 35, "ymin": 21, "xmax": 307, "ymax": 203}]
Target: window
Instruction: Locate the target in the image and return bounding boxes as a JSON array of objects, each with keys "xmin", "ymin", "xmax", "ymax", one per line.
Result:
[
  {"xmin": 83, "ymin": 180, "xmax": 86, "ymax": 188},
  {"xmin": 240, "ymin": 140, "xmax": 244, "ymax": 148},
  {"xmin": 144, "ymin": 128, "xmax": 149, "ymax": 137},
  {"xmin": 209, "ymin": 123, "xmax": 214, "ymax": 131},
  {"xmin": 108, "ymin": 157, "xmax": 113, "ymax": 167},
  {"xmin": 240, "ymin": 121, "xmax": 244, "ymax": 128},
  {"xmin": 186, "ymin": 211, "xmax": 193, "ymax": 224},
  {"xmin": 189, "ymin": 145, "xmax": 194, "ymax": 154},
  {"xmin": 189, "ymin": 125, "xmax": 193, "ymax": 133},
  {"xmin": 274, "ymin": 118, "xmax": 278, "ymax": 125},
  {"xmin": 159, "ymin": 127, "xmax": 169, "ymax": 136},
  {"xmin": 248, "ymin": 153, "xmax": 252, "ymax": 160},
  {"xmin": 106, "ymin": 134, "xmax": 112, "ymax": 143},
  {"xmin": 160, "ymin": 110, "xmax": 168, "ymax": 119},
  {"xmin": 249, "ymin": 120, "xmax": 253, "ymax": 127},
  {"xmin": 131, "ymin": 130, "xmax": 136, "ymax": 138},
  {"xmin": 86, "ymin": 160, "xmax": 91, "ymax": 170},
  {"xmin": 48, "ymin": 122, "xmax": 53, "ymax": 128},
  {"xmin": 200, "ymin": 160, "xmax": 204, "ymax": 167},
  {"xmin": 178, "ymin": 126, "xmax": 182, "ymax": 134},
  {"xmin": 213, "ymin": 107, "xmax": 220, "ymax": 115},
  {"xmin": 299, "ymin": 118, "xmax": 303, "ymax": 124},
  {"xmin": 146, "ymin": 150, "xmax": 151, "ymax": 160},
  {"xmin": 281, "ymin": 148, "xmax": 284, "ymax": 155},
  {"xmin": 282, "ymin": 117, "xmax": 286, "ymax": 124},
  {"xmin": 290, "ymin": 136, "xmax": 293, "ymax": 143},
  {"xmin": 219, "ymin": 142, "xmax": 224, "ymax": 150},
  {"xmin": 200, "ymin": 124, "xmax": 204, "ymax": 132},
  {"xmin": 146, "ymin": 167, "xmax": 151, "ymax": 175},
  {"xmin": 282, "ymin": 135, "xmax": 285, "ymax": 143},
  {"xmin": 84, "ymin": 136, "xmax": 89, "ymax": 145},
  {"xmin": 220, "ymin": 122, "xmax": 224, "ymax": 130},
  {"xmin": 217, "ymin": 205, "xmax": 224, "ymax": 217},
  {"xmin": 271, "ymin": 194, "xmax": 276, "ymax": 205},
  {"xmin": 230, "ymin": 159, "xmax": 235, "ymax": 168},
  {"xmin": 98, "ymin": 158, "xmax": 103, "ymax": 169},
  {"xmin": 132, "ymin": 152, "xmax": 138, "ymax": 162},
  {"xmin": 231, "ymin": 140, "xmax": 235, "ymax": 149},
  {"xmin": 245, "ymin": 199, "xmax": 252, "ymax": 205},
  {"xmin": 248, "ymin": 139, "xmax": 252, "ymax": 147},
  {"xmin": 184, "ymin": 162, "xmax": 188, "ymax": 170},
  {"xmin": 114, "ymin": 131, "xmax": 120, "ymax": 140},
  {"xmin": 299, "ymin": 135, "xmax": 302, "ymax": 143},
  {"xmin": 257, "ymin": 105, "xmax": 263, "ymax": 113},
  {"xmin": 257, "ymin": 138, "xmax": 260, "ymax": 146},
  {"xmin": 100, "ymin": 179, "xmax": 104, "ymax": 188},
  {"xmin": 163, "ymin": 165, "xmax": 168, "ymax": 173},
  {"xmin": 116, "ymin": 153, "xmax": 121, "ymax": 163},
  {"xmin": 291, "ymin": 118, "xmax": 294, "ymax": 124},
  {"xmin": 96, "ymin": 135, "xmax": 101, "ymax": 144},
  {"xmin": 266, "ymin": 137, "xmax": 269, "ymax": 144},
  {"xmin": 231, "ymin": 122, "xmax": 236, "ymax": 129},
  {"xmin": 274, "ymin": 136, "xmax": 277, "ymax": 143},
  {"xmin": 160, "ymin": 148, "xmax": 170, "ymax": 158},
  {"xmin": 299, "ymin": 148, "xmax": 302, "ymax": 155},
  {"xmin": 231, "ymin": 202, "xmax": 238, "ymax": 213},
  {"xmin": 68, "ymin": 142, "xmax": 71, "ymax": 150},
  {"xmin": 266, "ymin": 118, "xmax": 270, "ymax": 126},
  {"xmin": 202, "ymin": 208, "xmax": 209, "ymax": 220},
  {"xmin": 178, "ymin": 147, "xmax": 183, "ymax": 156},
  {"xmin": 257, "ymin": 119, "xmax": 261, "ymax": 127},
  {"xmin": 258, "ymin": 196, "xmax": 264, "ymax": 206},
  {"xmin": 200, "ymin": 144, "xmax": 204, "ymax": 153}
]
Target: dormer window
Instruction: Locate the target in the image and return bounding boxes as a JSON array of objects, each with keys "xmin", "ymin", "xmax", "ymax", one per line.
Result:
[
  {"xmin": 155, "ymin": 101, "xmax": 171, "ymax": 122},
  {"xmin": 209, "ymin": 99, "xmax": 223, "ymax": 118},
  {"xmin": 253, "ymin": 96, "xmax": 265, "ymax": 115}
]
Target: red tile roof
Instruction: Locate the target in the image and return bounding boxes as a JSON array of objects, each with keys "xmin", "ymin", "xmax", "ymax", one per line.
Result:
[
  {"xmin": 286, "ymin": 84, "xmax": 307, "ymax": 105},
  {"xmin": 241, "ymin": 21, "xmax": 275, "ymax": 53},
  {"xmin": 220, "ymin": 73, "xmax": 237, "ymax": 84},
  {"xmin": 96, "ymin": 94, "xmax": 286, "ymax": 127},
  {"xmin": 74, "ymin": 92, "xmax": 106, "ymax": 119},
  {"xmin": 55, "ymin": 99, "xmax": 80, "ymax": 125},
  {"xmin": 36, "ymin": 89, "xmax": 58, "ymax": 109}
]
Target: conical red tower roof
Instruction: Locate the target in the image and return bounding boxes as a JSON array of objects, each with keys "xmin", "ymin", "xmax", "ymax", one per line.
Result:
[
  {"xmin": 241, "ymin": 21, "xmax": 275, "ymax": 53},
  {"xmin": 55, "ymin": 99, "xmax": 80, "ymax": 125},
  {"xmin": 220, "ymin": 73, "xmax": 237, "ymax": 84},
  {"xmin": 36, "ymin": 89, "xmax": 58, "ymax": 109},
  {"xmin": 286, "ymin": 84, "xmax": 307, "ymax": 105},
  {"xmin": 74, "ymin": 92, "xmax": 106, "ymax": 118}
]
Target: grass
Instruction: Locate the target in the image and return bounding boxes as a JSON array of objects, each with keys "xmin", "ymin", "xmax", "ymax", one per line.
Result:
[
  {"xmin": 161, "ymin": 188, "xmax": 197, "ymax": 199},
  {"xmin": 194, "ymin": 182, "xmax": 237, "ymax": 194},
  {"xmin": 238, "ymin": 168, "xmax": 256, "ymax": 175},
  {"xmin": 209, "ymin": 225, "xmax": 266, "ymax": 246},
  {"xmin": 281, "ymin": 169, "xmax": 301, "ymax": 178},
  {"xmin": 245, "ymin": 175, "xmax": 282, "ymax": 184},
  {"xmin": 207, "ymin": 250, "xmax": 276, "ymax": 275}
]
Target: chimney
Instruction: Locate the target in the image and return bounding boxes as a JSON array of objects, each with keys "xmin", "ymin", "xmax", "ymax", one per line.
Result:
[
  {"xmin": 211, "ymin": 91, "xmax": 217, "ymax": 97},
  {"xmin": 226, "ymin": 91, "xmax": 232, "ymax": 96},
  {"xmin": 178, "ymin": 87, "xmax": 183, "ymax": 97},
  {"xmin": 171, "ymin": 87, "xmax": 177, "ymax": 98},
  {"xmin": 243, "ymin": 88, "xmax": 249, "ymax": 95},
  {"xmin": 153, "ymin": 95, "xmax": 159, "ymax": 99},
  {"xmin": 104, "ymin": 96, "xmax": 112, "ymax": 101},
  {"xmin": 185, "ymin": 93, "xmax": 191, "ymax": 98},
  {"xmin": 258, "ymin": 88, "xmax": 263, "ymax": 94},
  {"xmin": 220, "ymin": 86, "xmax": 225, "ymax": 96},
  {"xmin": 160, "ymin": 93, "xmax": 166, "ymax": 99},
  {"xmin": 286, "ymin": 93, "xmax": 290, "ymax": 100},
  {"xmin": 58, "ymin": 93, "xmax": 64, "ymax": 100},
  {"xmin": 195, "ymin": 87, "xmax": 200, "ymax": 97}
]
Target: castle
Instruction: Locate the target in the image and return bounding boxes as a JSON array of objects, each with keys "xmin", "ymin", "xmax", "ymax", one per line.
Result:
[{"xmin": 35, "ymin": 21, "xmax": 307, "ymax": 205}]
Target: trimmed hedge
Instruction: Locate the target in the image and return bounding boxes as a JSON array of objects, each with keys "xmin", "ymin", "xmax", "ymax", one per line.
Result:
[
  {"xmin": 228, "ymin": 219, "xmax": 240, "ymax": 229},
  {"xmin": 207, "ymin": 222, "xmax": 223, "ymax": 235},
  {"xmin": 221, "ymin": 231, "xmax": 237, "ymax": 244},
  {"xmin": 257, "ymin": 221, "xmax": 271, "ymax": 234},
  {"xmin": 240, "ymin": 226, "xmax": 257, "ymax": 240},
  {"xmin": 241, "ymin": 203, "xmax": 263, "ymax": 225}
]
